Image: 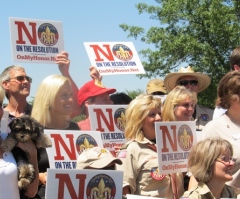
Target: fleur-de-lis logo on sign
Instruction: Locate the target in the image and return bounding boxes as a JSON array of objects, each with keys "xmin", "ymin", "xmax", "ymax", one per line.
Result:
[
  {"xmin": 79, "ymin": 137, "xmax": 95, "ymax": 152},
  {"xmin": 86, "ymin": 174, "xmax": 116, "ymax": 199},
  {"xmin": 38, "ymin": 23, "xmax": 58, "ymax": 46},
  {"xmin": 178, "ymin": 125, "xmax": 193, "ymax": 151},
  {"xmin": 91, "ymin": 178, "xmax": 111, "ymax": 199}
]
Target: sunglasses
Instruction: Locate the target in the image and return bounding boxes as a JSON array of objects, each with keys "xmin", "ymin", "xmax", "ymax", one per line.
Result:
[
  {"xmin": 151, "ymin": 91, "xmax": 166, "ymax": 95},
  {"xmin": 9, "ymin": 76, "xmax": 32, "ymax": 83},
  {"xmin": 178, "ymin": 80, "xmax": 198, "ymax": 86}
]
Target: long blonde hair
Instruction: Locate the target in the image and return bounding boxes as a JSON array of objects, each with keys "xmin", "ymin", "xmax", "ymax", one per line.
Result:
[
  {"xmin": 124, "ymin": 94, "xmax": 162, "ymax": 142},
  {"xmin": 31, "ymin": 74, "xmax": 71, "ymax": 126},
  {"xmin": 162, "ymin": 86, "xmax": 197, "ymax": 121}
]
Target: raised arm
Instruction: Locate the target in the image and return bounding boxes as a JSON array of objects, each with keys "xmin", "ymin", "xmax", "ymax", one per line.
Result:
[
  {"xmin": 55, "ymin": 51, "xmax": 80, "ymax": 118},
  {"xmin": 89, "ymin": 66, "xmax": 102, "ymax": 82}
]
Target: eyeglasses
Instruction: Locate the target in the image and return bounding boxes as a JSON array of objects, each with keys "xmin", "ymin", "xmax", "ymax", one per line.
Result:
[
  {"xmin": 216, "ymin": 156, "xmax": 236, "ymax": 165},
  {"xmin": 9, "ymin": 76, "xmax": 32, "ymax": 83},
  {"xmin": 178, "ymin": 80, "xmax": 198, "ymax": 86}
]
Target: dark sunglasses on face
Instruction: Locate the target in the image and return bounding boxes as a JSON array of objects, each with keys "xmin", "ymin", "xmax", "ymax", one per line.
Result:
[
  {"xmin": 178, "ymin": 80, "xmax": 198, "ymax": 86},
  {"xmin": 152, "ymin": 91, "xmax": 166, "ymax": 95},
  {"xmin": 9, "ymin": 76, "xmax": 32, "ymax": 83}
]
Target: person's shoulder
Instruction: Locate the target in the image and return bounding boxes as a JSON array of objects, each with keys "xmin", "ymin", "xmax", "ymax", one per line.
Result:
[
  {"xmin": 182, "ymin": 182, "xmax": 211, "ymax": 199},
  {"xmin": 125, "ymin": 140, "xmax": 139, "ymax": 149},
  {"xmin": 181, "ymin": 186, "xmax": 199, "ymax": 199},
  {"xmin": 197, "ymin": 104, "xmax": 214, "ymax": 112},
  {"xmin": 68, "ymin": 121, "xmax": 80, "ymax": 130}
]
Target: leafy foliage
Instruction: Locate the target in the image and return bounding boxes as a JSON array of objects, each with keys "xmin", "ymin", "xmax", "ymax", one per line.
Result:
[
  {"xmin": 125, "ymin": 89, "xmax": 144, "ymax": 100},
  {"xmin": 120, "ymin": 0, "xmax": 240, "ymax": 108}
]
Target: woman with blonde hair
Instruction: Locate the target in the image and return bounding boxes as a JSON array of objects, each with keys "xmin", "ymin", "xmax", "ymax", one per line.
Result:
[
  {"xmin": 162, "ymin": 85, "xmax": 197, "ymax": 122},
  {"xmin": 0, "ymin": 86, "xmax": 39, "ymax": 199},
  {"xmin": 31, "ymin": 74, "xmax": 80, "ymax": 198},
  {"xmin": 31, "ymin": 74, "xmax": 79, "ymax": 129},
  {"xmin": 182, "ymin": 137, "xmax": 237, "ymax": 198},
  {"xmin": 161, "ymin": 86, "xmax": 198, "ymax": 191},
  {"xmin": 121, "ymin": 94, "xmax": 184, "ymax": 199}
]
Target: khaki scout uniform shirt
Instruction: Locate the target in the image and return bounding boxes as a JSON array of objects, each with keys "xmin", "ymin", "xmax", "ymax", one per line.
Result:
[
  {"xmin": 122, "ymin": 138, "xmax": 184, "ymax": 199},
  {"xmin": 182, "ymin": 182, "xmax": 237, "ymax": 199},
  {"xmin": 195, "ymin": 104, "xmax": 213, "ymax": 131}
]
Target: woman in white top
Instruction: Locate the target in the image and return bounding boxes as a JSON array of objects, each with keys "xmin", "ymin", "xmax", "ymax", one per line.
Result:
[
  {"xmin": 189, "ymin": 71, "xmax": 240, "ymax": 194},
  {"xmin": 0, "ymin": 85, "xmax": 38, "ymax": 199},
  {"xmin": 0, "ymin": 85, "xmax": 19, "ymax": 199}
]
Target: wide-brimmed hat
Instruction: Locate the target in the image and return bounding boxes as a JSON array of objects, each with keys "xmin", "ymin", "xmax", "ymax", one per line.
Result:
[
  {"xmin": 164, "ymin": 66, "xmax": 211, "ymax": 93},
  {"xmin": 76, "ymin": 147, "xmax": 122, "ymax": 169},
  {"xmin": 146, "ymin": 79, "xmax": 167, "ymax": 94},
  {"xmin": 78, "ymin": 80, "xmax": 116, "ymax": 106}
]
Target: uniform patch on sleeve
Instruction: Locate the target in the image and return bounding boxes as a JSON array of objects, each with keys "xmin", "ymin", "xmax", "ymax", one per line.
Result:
[{"xmin": 150, "ymin": 167, "xmax": 165, "ymax": 180}]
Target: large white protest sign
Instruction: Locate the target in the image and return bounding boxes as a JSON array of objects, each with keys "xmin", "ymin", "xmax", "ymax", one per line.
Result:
[
  {"xmin": 155, "ymin": 121, "xmax": 196, "ymax": 174},
  {"xmin": 84, "ymin": 42, "xmax": 145, "ymax": 75},
  {"xmin": 88, "ymin": 105, "xmax": 127, "ymax": 156},
  {"xmin": 9, "ymin": 17, "xmax": 64, "ymax": 64},
  {"xmin": 46, "ymin": 169, "xmax": 123, "ymax": 199},
  {"xmin": 45, "ymin": 130, "xmax": 103, "ymax": 169}
]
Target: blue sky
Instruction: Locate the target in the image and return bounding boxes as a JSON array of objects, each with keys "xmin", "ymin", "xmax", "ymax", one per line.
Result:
[{"xmin": 1, "ymin": 0, "xmax": 161, "ymax": 103}]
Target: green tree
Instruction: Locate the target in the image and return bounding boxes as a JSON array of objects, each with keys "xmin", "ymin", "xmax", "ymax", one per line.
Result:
[
  {"xmin": 120, "ymin": 0, "xmax": 240, "ymax": 108},
  {"xmin": 126, "ymin": 89, "xmax": 144, "ymax": 100}
]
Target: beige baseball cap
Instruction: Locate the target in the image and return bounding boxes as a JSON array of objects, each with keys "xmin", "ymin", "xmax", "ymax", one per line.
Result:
[
  {"xmin": 76, "ymin": 147, "xmax": 122, "ymax": 169},
  {"xmin": 146, "ymin": 79, "xmax": 167, "ymax": 94}
]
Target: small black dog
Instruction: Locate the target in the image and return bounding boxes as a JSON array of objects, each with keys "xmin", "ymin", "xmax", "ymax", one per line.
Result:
[{"xmin": 1, "ymin": 115, "xmax": 52, "ymax": 191}]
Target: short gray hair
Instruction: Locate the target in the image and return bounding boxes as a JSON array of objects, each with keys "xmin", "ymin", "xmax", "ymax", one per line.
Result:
[{"xmin": 0, "ymin": 65, "xmax": 25, "ymax": 82}]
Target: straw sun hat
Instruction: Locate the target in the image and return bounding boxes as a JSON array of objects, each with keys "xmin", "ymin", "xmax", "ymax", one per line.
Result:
[{"xmin": 164, "ymin": 66, "xmax": 211, "ymax": 93}]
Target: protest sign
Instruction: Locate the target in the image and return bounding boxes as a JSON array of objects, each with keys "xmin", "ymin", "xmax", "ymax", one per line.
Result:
[
  {"xmin": 45, "ymin": 130, "xmax": 103, "ymax": 169},
  {"xmin": 155, "ymin": 121, "xmax": 196, "ymax": 174},
  {"xmin": 9, "ymin": 17, "xmax": 64, "ymax": 64},
  {"xmin": 46, "ymin": 168, "xmax": 123, "ymax": 199},
  {"xmin": 84, "ymin": 42, "xmax": 145, "ymax": 75},
  {"xmin": 88, "ymin": 105, "xmax": 127, "ymax": 155}
]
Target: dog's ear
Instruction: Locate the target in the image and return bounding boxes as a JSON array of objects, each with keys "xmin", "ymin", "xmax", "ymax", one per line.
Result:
[
  {"xmin": 28, "ymin": 116, "xmax": 44, "ymax": 134},
  {"xmin": 9, "ymin": 117, "xmax": 23, "ymax": 131}
]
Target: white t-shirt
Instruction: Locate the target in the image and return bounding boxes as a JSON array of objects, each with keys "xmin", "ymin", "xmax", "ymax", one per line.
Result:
[
  {"xmin": 0, "ymin": 151, "xmax": 19, "ymax": 199},
  {"xmin": 0, "ymin": 132, "xmax": 19, "ymax": 199}
]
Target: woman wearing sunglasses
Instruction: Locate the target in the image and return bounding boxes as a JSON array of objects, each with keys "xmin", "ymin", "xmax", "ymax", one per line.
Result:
[
  {"xmin": 182, "ymin": 137, "xmax": 237, "ymax": 198},
  {"xmin": 189, "ymin": 71, "xmax": 240, "ymax": 194}
]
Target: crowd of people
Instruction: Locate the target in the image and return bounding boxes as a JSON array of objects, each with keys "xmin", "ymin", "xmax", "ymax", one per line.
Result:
[{"xmin": 1, "ymin": 46, "xmax": 240, "ymax": 199}]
